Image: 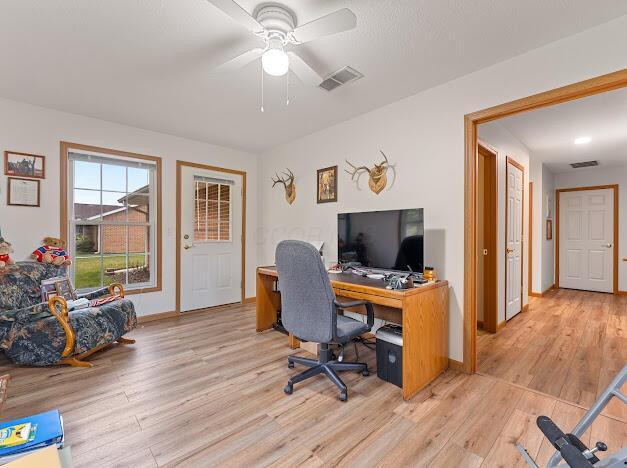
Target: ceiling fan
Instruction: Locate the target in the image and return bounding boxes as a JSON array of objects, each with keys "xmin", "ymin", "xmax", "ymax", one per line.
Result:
[{"xmin": 207, "ymin": 0, "xmax": 357, "ymax": 86}]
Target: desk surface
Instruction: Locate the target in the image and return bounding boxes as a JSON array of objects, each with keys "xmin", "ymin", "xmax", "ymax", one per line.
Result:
[{"xmin": 257, "ymin": 266, "xmax": 447, "ymax": 301}]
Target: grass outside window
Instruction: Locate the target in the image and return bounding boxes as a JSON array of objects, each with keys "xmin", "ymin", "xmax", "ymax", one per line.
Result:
[{"xmin": 74, "ymin": 254, "xmax": 148, "ymax": 290}]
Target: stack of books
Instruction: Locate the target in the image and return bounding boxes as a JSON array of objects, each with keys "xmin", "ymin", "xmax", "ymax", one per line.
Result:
[{"xmin": 0, "ymin": 410, "xmax": 64, "ymax": 464}]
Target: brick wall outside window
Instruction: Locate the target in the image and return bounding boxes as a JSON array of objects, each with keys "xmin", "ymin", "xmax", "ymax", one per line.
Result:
[{"xmin": 100, "ymin": 206, "xmax": 149, "ymax": 254}]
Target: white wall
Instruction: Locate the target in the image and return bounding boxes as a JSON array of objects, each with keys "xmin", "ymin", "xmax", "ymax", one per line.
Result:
[
  {"xmin": 257, "ymin": 16, "xmax": 627, "ymax": 362},
  {"xmin": 478, "ymin": 122, "xmax": 531, "ymax": 324},
  {"xmin": 529, "ymin": 161, "xmax": 556, "ymax": 294},
  {"xmin": 541, "ymin": 165, "xmax": 556, "ymax": 292},
  {"xmin": 555, "ymin": 164, "xmax": 627, "ymax": 292},
  {"xmin": 530, "ymin": 159, "xmax": 543, "ymax": 293},
  {"xmin": 0, "ymin": 98, "xmax": 259, "ymax": 317}
]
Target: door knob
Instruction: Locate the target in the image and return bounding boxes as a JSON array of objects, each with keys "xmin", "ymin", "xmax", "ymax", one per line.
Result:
[
  {"xmin": 506, "ymin": 247, "xmax": 514, "ymax": 253},
  {"xmin": 183, "ymin": 244, "xmax": 192, "ymax": 250},
  {"xmin": 603, "ymin": 243, "xmax": 612, "ymax": 248}
]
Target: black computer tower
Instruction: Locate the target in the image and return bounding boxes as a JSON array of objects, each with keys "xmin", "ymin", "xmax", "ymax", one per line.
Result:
[{"xmin": 375, "ymin": 324, "xmax": 403, "ymax": 388}]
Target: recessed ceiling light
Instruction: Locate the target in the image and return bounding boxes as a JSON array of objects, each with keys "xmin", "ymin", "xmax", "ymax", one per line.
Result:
[{"xmin": 574, "ymin": 136, "xmax": 591, "ymax": 145}]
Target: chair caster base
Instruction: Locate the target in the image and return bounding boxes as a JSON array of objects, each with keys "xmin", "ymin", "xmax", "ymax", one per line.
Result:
[
  {"xmin": 361, "ymin": 369, "xmax": 370, "ymax": 377},
  {"xmin": 284, "ymin": 384, "xmax": 293, "ymax": 395},
  {"xmin": 339, "ymin": 390, "xmax": 347, "ymax": 402}
]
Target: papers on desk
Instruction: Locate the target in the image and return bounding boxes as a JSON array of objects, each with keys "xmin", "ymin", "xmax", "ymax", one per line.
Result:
[{"xmin": 366, "ymin": 274, "xmax": 385, "ymax": 280}]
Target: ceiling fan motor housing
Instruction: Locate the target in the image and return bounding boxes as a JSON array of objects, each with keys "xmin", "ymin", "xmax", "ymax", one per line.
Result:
[{"xmin": 254, "ymin": 3, "xmax": 296, "ymax": 42}]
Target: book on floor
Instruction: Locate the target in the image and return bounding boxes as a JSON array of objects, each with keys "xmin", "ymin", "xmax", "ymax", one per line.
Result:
[{"xmin": 0, "ymin": 410, "xmax": 64, "ymax": 459}]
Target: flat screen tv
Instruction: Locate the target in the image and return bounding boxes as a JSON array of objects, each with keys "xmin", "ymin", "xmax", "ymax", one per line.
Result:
[{"xmin": 337, "ymin": 208, "xmax": 424, "ymax": 272}]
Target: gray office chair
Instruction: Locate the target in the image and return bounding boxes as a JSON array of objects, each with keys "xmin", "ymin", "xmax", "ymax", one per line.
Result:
[{"xmin": 275, "ymin": 240, "xmax": 374, "ymax": 401}]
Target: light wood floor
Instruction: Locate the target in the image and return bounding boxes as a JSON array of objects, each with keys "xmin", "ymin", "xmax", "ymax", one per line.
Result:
[
  {"xmin": 478, "ymin": 288, "xmax": 626, "ymax": 421},
  {"xmin": 0, "ymin": 301, "xmax": 624, "ymax": 467}
]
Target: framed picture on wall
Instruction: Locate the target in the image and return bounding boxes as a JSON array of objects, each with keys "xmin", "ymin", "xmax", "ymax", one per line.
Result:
[
  {"xmin": 4, "ymin": 151, "xmax": 45, "ymax": 179},
  {"xmin": 7, "ymin": 177, "xmax": 40, "ymax": 207},
  {"xmin": 317, "ymin": 165, "xmax": 338, "ymax": 203},
  {"xmin": 546, "ymin": 219, "xmax": 553, "ymax": 240}
]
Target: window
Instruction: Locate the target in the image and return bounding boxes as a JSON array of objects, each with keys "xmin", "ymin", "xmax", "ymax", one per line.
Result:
[
  {"xmin": 63, "ymin": 143, "xmax": 161, "ymax": 293},
  {"xmin": 193, "ymin": 176, "xmax": 233, "ymax": 242}
]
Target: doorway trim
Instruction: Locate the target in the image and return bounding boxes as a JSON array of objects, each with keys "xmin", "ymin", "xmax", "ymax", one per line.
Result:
[
  {"xmin": 555, "ymin": 184, "xmax": 619, "ymax": 294},
  {"xmin": 477, "ymin": 142, "xmax": 498, "ymax": 333},
  {"xmin": 504, "ymin": 157, "xmax": 525, "ymax": 321},
  {"xmin": 464, "ymin": 68, "xmax": 627, "ymax": 373},
  {"xmin": 175, "ymin": 160, "xmax": 247, "ymax": 314}
]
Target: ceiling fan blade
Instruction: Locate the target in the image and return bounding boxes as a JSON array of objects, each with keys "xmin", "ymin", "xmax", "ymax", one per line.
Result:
[
  {"xmin": 214, "ymin": 48, "xmax": 263, "ymax": 72},
  {"xmin": 291, "ymin": 8, "xmax": 356, "ymax": 44},
  {"xmin": 206, "ymin": 0, "xmax": 264, "ymax": 34},
  {"xmin": 287, "ymin": 52, "xmax": 322, "ymax": 86}
]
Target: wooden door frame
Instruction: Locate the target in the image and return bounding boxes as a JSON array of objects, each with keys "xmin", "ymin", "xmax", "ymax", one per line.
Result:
[
  {"xmin": 175, "ymin": 160, "xmax": 247, "ymax": 314},
  {"xmin": 555, "ymin": 185, "xmax": 619, "ymax": 294},
  {"xmin": 504, "ymin": 157, "xmax": 525, "ymax": 322},
  {"xmin": 477, "ymin": 142, "xmax": 498, "ymax": 333},
  {"xmin": 464, "ymin": 68, "xmax": 627, "ymax": 373}
]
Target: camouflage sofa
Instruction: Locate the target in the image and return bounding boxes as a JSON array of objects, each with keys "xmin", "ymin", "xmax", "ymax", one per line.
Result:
[{"xmin": 0, "ymin": 262, "xmax": 136, "ymax": 367}]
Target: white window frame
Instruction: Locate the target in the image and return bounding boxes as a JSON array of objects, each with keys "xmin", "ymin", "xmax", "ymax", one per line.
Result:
[{"xmin": 68, "ymin": 150, "xmax": 158, "ymax": 292}]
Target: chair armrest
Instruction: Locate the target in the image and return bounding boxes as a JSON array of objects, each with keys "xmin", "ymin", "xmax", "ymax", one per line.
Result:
[
  {"xmin": 47, "ymin": 297, "xmax": 75, "ymax": 358},
  {"xmin": 333, "ymin": 299, "xmax": 375, "ymax": 328},
  {"xmin": 108, "ymin": 283, "xmax": 125, "ymax": 298},
  {"xmin": 78, "ymin": 282, "xmax": 125, "ymax": 301}
]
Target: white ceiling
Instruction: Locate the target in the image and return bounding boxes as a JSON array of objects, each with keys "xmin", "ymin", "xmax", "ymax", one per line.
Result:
[
  {"xmin": 497, "ymin": 87, "xmax": 627, "ymax": 173},
  {"xmin": 1, "ymin": 1, "xmax": 627, "ymax": 153}
]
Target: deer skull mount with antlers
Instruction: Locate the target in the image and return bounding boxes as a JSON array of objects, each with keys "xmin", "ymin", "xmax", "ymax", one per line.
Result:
[
  {"xmin": 271, "ymin": 169, "xmax": 296, "ymax": 205},
  {"xmin": 345, "ymin": 151, "xmax": 393, "ymax": 194}
]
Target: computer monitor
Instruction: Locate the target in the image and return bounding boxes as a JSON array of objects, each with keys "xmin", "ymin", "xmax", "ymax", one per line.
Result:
[{"xmin": 337, "ymin": 208, "xmax": 424, "ymax": 272}]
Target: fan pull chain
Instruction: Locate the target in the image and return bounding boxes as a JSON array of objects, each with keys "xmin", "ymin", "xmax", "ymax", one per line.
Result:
[
  {"xmin": 286, "ymin": 69, "xmax": 290, "ymax": 106},
  {"xmin": 260, "ymin": 61, "xmax": 265, "ymax": 113}
]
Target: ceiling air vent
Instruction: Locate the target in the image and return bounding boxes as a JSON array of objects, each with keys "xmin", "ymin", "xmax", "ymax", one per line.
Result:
[
  {"xmin": 318, "ymin": 66, "xmax": 363, "ymax": 91},
  {"xmin": 570, "ymin": 161, "xmax": 599, "ymax": 169}
]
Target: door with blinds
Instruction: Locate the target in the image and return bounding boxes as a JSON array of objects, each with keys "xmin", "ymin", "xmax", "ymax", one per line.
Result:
[{"xmin": 179, "ymin": 166, "xmax": 243, "ymax": 311}]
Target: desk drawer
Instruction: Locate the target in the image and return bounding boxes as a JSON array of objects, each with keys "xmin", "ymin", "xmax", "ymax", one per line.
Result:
[{"xmin": 333, "ymin": 289, "xmax": 403, "ymax": 309}]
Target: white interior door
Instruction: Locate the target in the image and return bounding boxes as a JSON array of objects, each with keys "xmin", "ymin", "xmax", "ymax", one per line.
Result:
[
  {"xmin": 559, "ymin": 188, "xmax": 614, "ymax": 293},
  {"xmin": 180, "ymin": 166, "xmax": 242, "ymax": 312},
  {"xmin": 506, "ymin": 161, "xmax": 523, "ymax": 321}
]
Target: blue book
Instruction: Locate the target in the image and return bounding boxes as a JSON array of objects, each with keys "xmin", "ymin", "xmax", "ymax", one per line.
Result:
[{"xmin": 0, "ymin": 410, "xmax": 63, "ymax": 457}]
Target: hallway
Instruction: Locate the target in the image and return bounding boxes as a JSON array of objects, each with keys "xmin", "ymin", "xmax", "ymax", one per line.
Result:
[{"xmin": 477, "ymin": 289, "xmax": 626, "ymax": 420}]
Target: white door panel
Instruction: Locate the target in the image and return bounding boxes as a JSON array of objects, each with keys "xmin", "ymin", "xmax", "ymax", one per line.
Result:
[
  {"xmin": 192, "ymin": 254, "xmax": 210, "ymax": 292},
  {"xmin": 588, "ymin": 250, "xmax": 605, "ymax": 280},
  {"xmin": 559, "ymin": 188, "xmax": 613, "ymax": 293},
  {"xmin": 180, "ymin": 166, "xmax": 242, "ymax": 311},
  {"xmin": 217, "ymin": 253, "xmax": 232, "ymax": 289},
  {"xmin": 505, "ymin": 161, "xmax": 523, "ymax": 321}
]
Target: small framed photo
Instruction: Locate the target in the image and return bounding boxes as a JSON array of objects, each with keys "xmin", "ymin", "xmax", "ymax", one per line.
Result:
[
  {"xmin": 41, "ymin": 282, "xmax": 58, "ymax": 302},
  {"xmin": 317, "ymin": 165, "xmax": 338, "ymax": 204},
  {"xmin": 7, "ymin": 177, "xmax": 40, "ymax": 207},
  {"xmin": 4, "ymin": 151, "xmax": 45, "ymax": 179},
  {"xmin": 546, "ymin": 219, "xmax": 553, "ymax": 240},
  {"xmin": 55, "ymin": 278, "xmax": 77, "ymax": 301}
]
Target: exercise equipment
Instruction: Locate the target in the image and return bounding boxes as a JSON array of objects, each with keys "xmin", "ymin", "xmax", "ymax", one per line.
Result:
[{"xmin": 518, "ymin": 365, "xmax": 626, "ymax": 467}]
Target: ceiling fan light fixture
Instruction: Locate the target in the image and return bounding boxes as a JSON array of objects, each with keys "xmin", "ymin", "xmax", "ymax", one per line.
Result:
[{"xmin": 262, "ymin": 48, "xmax": 289, "ymax": 76}]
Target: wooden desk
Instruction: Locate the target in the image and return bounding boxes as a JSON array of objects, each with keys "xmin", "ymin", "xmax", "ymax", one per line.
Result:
[{"xmin": 256, "ymin": 266, "xmax": 449, "ymax": 400}]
